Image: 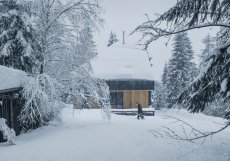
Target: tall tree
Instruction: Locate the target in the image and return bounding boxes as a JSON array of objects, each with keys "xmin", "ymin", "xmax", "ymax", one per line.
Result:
[
  {"xmin": 199, "ymin": 34, "xmax": 216, "ymax": 73},
  {"xmin": 133, "ymin": 0, "xmax": 230, "ymax": 117},
  {"xmin": 161, "ymin": 62, "xmax": 168, "ymax": 86},
  {"xmin": 31, "ymin": 0, "xmax": 102, "ymax": 74},
  {"xmin": 165, "ymin": 31, "xmax": 197, "ymax": 105},
  {"xmin": 152, "ymin": 81, "xmax": 167, "ymax": 109},
  {"xmin": 17, "ymin": 0, "xmax": 111, "ymax": 127},
  {"xmin": 0, "ymin": 0, "xmax": 40, "ymax": 73}
]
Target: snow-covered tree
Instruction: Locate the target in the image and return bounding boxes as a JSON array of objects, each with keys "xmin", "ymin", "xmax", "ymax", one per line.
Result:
[
  {"xmin": 161, "ymin": 62, "xmax": 168, "ymax": 86},
  {"xmin": 203, "ymin": 99, "xmax": 230, "ymax": 118},
  {"xmin": 0, "ymin": 0, "xmax": 40, "ymax": 73},
  {"xmin": 152, "ymin": 81, "xmax": 167, "ymax": 109},
  {"xmin": 18, "ymin": 0, "xmax": 111, "ymax": 127},
  {"xmin": 133, "ymin": 0, "xmax": 230, "ymax": 118},
  {"xmin": 30, "ymin": 0, "xmax": 102, "ymax": 74},
  {"xmin": 165, "ymin": 31, "xmax": 197, "ymax": 105},
  {"xmin": 18, "ymin": 74, "xmax": 63, "ymax": 130},
  {"xmin": 161, "ymin": 63, "xmax": 171, "ymax": 106},
  {"xmin": 199, "ymin": 34, "xmax": 216, "ymax": 73},
  {"xmin": 107, "ymin": 31, "xmax": 119, "ymax": 47}
]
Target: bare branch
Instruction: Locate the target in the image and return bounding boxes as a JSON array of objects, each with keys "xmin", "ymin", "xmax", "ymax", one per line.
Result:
[{"xmin": 154, "ymin": 115, "xmax": 230, "ymax": 142}]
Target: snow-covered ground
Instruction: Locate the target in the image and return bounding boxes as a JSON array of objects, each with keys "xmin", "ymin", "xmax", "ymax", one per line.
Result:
[{"xmin": 0, "ymin": 107, "xmax": 229, "ymax": 161}]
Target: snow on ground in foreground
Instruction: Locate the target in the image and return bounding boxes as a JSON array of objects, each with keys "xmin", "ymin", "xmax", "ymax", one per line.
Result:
[{"xmin": 0, "ymin": 108, "xmax": 230, "ymax": 161}]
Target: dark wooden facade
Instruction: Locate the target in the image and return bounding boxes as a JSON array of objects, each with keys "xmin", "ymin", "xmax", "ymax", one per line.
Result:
[
  {"xmin": 0, "ymin": 88, "xmax": 24, "ymax": 142},
  {"xmin": 106, "ymin": 79, "xmax": 154, "ymax": 109}
]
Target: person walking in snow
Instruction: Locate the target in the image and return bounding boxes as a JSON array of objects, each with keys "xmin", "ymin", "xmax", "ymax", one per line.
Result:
[{"xmin": 137, "ymin": 103, "xmax": 144, "ymax": 119}]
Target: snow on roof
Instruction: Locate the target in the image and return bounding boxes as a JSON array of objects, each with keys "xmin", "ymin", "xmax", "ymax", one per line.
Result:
[
  {"xmin": 93, "ymin": 37, "xmax": 154, "ymax": 80},
  {"xmin": 0, "ymin": 65, "xmax": 27, "ymax": 92}
]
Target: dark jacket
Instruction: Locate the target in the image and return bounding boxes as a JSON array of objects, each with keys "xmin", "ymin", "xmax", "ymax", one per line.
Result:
[{"xmin": 137, "ymin": 104, "xmax": 143, "ymax": 114}]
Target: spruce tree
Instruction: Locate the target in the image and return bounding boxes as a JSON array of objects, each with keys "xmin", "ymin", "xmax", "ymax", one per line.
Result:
[
  {"xmin": 0, "ymin": 0, "xmax": 40, "ymax": 73},
  {"xmin": 161, "ymin": 62, "xmax": 170, "ymax": 106},
  {"xmin": 161, "ymin": 62, "xmax": 168, "ymax": 86},
  {"xmin": 134, "ymin": 0, "xmax": 230, "ymax": 114},
  {"xmin": 166, "ymin": 31, "xmax": 197, "ymax": 105},
  {"xmin": 182, "ymin": 32, "xmax": 198, "ymax": 82},
  {"xmin": 199, "ymin": 34, "xmax": 216, "ymax": 72}
]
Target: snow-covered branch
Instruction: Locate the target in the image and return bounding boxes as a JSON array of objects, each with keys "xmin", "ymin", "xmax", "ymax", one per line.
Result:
[
  {"xmin": 18, "ymin": 74, "xmax": 62, "ymax": 129},
  {"xmin": 133, "ymin": 22, "xmax": 230, "ymax": 50}
]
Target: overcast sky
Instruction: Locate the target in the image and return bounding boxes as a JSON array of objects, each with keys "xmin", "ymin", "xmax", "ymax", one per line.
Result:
[{"xmin": 92, "ymin": 0, "xmax": 218, "ymax": 81}]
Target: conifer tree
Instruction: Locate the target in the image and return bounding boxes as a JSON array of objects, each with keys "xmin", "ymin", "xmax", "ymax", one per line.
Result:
[
  {"xmin": 161, "ymin": 62, "xmax": 168, "ymax": 86},
  {"xmin": 0, "ymin": 0, "xmax": 40, "ymax": 73},
  {"xmin": 199, "ymin": 34, "xmax": 216, "ymax": 72},
  {"xmin": 134, "ymin": 0, "xmax": 230, "ymax": 114},
  {"xmin": 182, "ymin": 32, "xmax": 198, "ymax": 82},
  {"xmin": 165, "ymin": 31, "xmax": 197, "ymax": 105}
]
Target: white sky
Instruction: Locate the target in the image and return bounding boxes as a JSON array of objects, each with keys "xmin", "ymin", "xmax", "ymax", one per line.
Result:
[{"xmin": 92, "ymin": 0, "xmax": 218, "ymax": 81}]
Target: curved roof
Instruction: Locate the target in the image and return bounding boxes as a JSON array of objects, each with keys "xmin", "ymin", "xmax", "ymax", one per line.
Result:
[{"xmin": 93, "ymin": 38, "xmax": 154, "ymax": 80}]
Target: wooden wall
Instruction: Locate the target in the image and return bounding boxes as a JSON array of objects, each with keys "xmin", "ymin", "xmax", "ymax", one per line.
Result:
[
  {"xmin": 110, "ymin": 90, "xmax": 149, "ymax": 109},
  {"xmin": 123, "ymin": 90, "xmax": 148, "ymax": 109}
]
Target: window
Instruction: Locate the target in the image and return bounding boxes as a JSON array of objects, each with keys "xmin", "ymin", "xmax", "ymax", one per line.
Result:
[{"xmin": 110, "ymin": 92, "xmax": 123, "ymax": 109}]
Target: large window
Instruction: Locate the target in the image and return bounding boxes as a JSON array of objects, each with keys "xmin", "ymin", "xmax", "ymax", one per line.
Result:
[{"xmin": 110, "ymin": 92, "xmax": 123, "ymax": 109}]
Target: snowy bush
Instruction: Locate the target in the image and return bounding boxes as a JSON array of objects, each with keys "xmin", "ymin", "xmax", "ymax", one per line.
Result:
[
  {"xmin": 95, "ymin": 80, "xmax": 111, "ymax": 121},
  {"xmin": 65, "ymin": 76, "xmax": 111, "ymax": 121},
  {"xmin": 0, "ymin": 118, "xmax": 16, "ymax": 145},
  {"xmin": 18, "ymin": 74, "xmax": 62, "ymax": 130}
]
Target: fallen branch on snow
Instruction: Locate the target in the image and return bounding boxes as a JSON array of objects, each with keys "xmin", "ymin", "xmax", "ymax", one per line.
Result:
[{"xmin": 151, "ymin": 115, "xmax": 229, "ymax": 143}]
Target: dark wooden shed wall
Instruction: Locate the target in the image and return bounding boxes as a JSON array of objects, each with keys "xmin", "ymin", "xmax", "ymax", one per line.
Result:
[{"xmin": 0, "ymin": 89, "xmax": 23, "ymax": 142}]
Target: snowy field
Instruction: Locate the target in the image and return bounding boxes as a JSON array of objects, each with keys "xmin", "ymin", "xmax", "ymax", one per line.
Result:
[{"xmin": 0, "ymin": 107, "xmax": 230, "ymax": 161}]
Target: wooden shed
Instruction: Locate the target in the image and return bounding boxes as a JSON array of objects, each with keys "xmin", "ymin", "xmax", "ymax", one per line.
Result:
[
  {"xmin": 0, "ymin": 65, "xmax": 27, "ymax": 142},
  {"xmin": 106, "ymin": 79, "xmax": 154, "ymax": 109},
  {"xmin": 0, "ymin": 88, "xmax": 24, "ymax": 142}
]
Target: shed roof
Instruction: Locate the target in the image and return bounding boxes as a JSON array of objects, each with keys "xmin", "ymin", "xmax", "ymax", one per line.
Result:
[
  {"xmin": 106, "ymin": 79, "xmax": 154, "ymax": 90},
  {"xmin": 0, "ymin": 65, "xmax": 27, "ymax": 92}
]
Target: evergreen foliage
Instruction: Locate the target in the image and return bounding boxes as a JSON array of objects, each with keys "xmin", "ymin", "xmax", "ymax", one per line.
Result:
[
  {"xmin": 161, "ymin": 62, "xmax": 168, "ymax": 86},
  {"xmin": 0, "ymin": 0, "xmax": 40, "ymax": 73},
  {"xmin": 134, "ymin": 0, "xmax": 230, "ymax": 116},
  {"xmin": 199, "ymin": 34, "xmax": 216, "ymax": 72},
  {"xmin": 152, "ymin": 81, "xmax": 167, "ymax": 109},
  {"xmin": 163, "ymin": 31, "xmax": 197, "ymax": 105}
]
